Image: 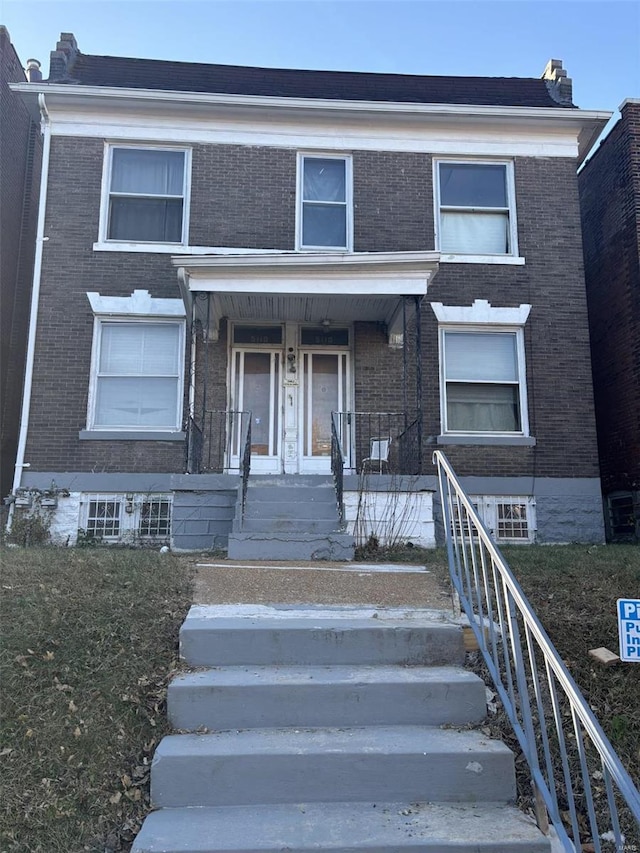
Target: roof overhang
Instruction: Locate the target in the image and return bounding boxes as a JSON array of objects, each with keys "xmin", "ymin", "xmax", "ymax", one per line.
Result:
[
  {"xmin": 12, "ymin": 82, "xmax": 612, "ymax": 164},
  {"xmin": 172, "ymin": 251, "xmax": 440, "ymax": 344}
]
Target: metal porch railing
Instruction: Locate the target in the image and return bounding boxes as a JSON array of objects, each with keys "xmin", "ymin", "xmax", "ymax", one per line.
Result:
[
  {"xmin": 434, "ymin": 450, "xmax": 640, "ymax": 851},
  {"xmin": 331, "ymin": 411, "xmax": 422, "ymax": 475},
  {"xmin": 186, "ymin": 410, "xmax": 250, "ymax": 474},
  {"xmin": 330, "ymin": 412, "xmax": 345, "ymax": 525}
]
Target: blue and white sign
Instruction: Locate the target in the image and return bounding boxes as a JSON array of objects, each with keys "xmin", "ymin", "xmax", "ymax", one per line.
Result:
[{"xmin": 617, "ymin": 599, "xmax": 640, "ymax": 662}]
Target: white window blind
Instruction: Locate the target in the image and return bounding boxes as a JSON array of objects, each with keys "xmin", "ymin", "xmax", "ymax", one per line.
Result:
[{"xmin": 94, "ymin": 323, "xmax": 182, "ymax": 429}]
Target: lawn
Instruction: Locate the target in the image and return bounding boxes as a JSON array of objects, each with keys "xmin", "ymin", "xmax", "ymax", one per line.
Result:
[
  {"xmin": 0, "ymin": 548, "xmax": 192, "ymax": 853},
  {"xmin": 0, "ymin": 543, "xmax": 637, "ymax": 851}
]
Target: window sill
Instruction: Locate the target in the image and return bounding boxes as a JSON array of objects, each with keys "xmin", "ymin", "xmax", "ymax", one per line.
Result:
[
  {"xmin": 437, "ymin": 434, "xmax": 536, "ymax": 447},
  {"xmin": 439, "ymin": 254, "xmax": 525, "ymax": 266},
  {"xmin": 79, "ymin": 430, "xmax": 185, "ymax": 441},
  {"xmin": 93, "ymin": 242, "xmax": 188, "ymax": 254}
]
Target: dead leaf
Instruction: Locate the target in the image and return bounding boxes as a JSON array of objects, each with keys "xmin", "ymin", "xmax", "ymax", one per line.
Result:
[{"xmin": 109, "ymin": 792, "xmax": 122, "ymax": 805}]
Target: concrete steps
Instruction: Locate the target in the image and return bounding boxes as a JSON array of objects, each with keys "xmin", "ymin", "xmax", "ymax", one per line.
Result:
[
  {"xmin": 228, "ymin": 476, "xmax": 355, "ymax": 560},
  {"xmin": 132, "ymin": 604, "xmax": 550, "ymax": 853}
]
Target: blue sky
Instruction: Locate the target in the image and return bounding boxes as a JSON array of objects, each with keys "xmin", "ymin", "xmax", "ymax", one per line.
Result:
[{"xmin": 2, "ymin": 1, "xmax": 638, "ymax": 131}]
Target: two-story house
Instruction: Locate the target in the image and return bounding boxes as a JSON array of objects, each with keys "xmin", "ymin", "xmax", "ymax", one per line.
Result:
[{"xmin": 8, "ymin": 33, "xmax": 610, "ymax": 553}]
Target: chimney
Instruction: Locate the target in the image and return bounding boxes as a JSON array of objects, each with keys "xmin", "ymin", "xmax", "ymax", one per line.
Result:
[
  {"xmin": 25, "ymin": 58, "xmax": 42, "ymax": 83},
  {"xmin": 48, "ymin": 32, "xmax": 79, "ymax": 81},
  {"xmin": 541, "ymin": 59, "xmax": 573, "ymax": 106}
]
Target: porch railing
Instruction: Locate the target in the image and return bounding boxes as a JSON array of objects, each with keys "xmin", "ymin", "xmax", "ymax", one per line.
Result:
[
  {"xmin": 434, "ymin": 450, "xmax": 640, "ymax": 851},
  {"xmin": 332, "ymin": 411, "xmax": 421, "ymax": 475},
  {"xmin": 186, "ymin": 410, "xmax": 251, "ymax": 474},
  {"xmin": 240, "ymin": 413, "xmax": 252, "ymax": 518},
  {"xmin": 330, "ymin": 412, "xmax": 345, "ymax": 525}
]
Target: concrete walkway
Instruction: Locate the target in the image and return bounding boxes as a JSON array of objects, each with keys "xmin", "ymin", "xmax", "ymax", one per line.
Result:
[{"xmin": 191, "ymin": 558, "xmax": 455, "ymax": 611}]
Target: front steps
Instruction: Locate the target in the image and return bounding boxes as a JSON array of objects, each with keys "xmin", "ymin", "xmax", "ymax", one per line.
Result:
[
  {"xmin": 132, "ymin": 605, "xmax": 550, "ymax": 853},
  {"xmin": 228, "ymin": 476, "xmax": 355, "ymax": 560}
]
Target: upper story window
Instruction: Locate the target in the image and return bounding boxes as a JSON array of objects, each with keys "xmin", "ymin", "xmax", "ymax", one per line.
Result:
[
  {"xmin": 89, "ymin": 320, "xmax": 185, "ymax": 430},
  {"xmin": 297, "ymin": 154, "xmax": 352, "ymax": 251},
  {"xmin": 440, "ymin": 328, "xmax": 527, "ymax": 434},
  {"xmin": 100, "ymin": 146, "xmax": 190, "ymax": 245},
  {"xmin": 435, "ymin": 160, "xmax": 518, "ymax": 259}
]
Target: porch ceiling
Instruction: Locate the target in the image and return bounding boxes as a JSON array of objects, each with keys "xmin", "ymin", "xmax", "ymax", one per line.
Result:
[{"xmin": 173, "ymin": 251, "xmax": 440, "ymax": 342}]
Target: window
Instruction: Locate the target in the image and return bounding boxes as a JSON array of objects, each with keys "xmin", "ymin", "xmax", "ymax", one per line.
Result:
[
  {"xmin": 297, "ymin": 154, "xmax": 352, "ymax": 250},
  {"xmin": 82, "ymin": 494, "xmax": 172, "ymax": 542},
  {"xmin": 86, "ymin": 497, "xmax": 121, "ymax": 539},
  {"xmin": 139, "ymin": 497, "xmax": 172, "ymax": 538},
  {"xmin": 89, "ymin": 320, "xmax": 184, "ymax": 431},
  {"xmin": 102, "ymin": 146, "xmax": 189, "ymax": 244},
  {"xmin": 441, "ymin": 329, "xmax": 527, "ymax": 434},
  {"xmin": 436, "ymin": 161, "xmax": 517, "ymax": 256}
]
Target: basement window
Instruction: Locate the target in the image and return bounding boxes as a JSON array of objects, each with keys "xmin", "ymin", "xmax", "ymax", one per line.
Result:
[{"xmin": 81, "ymin": 494, "xmax": 172, "ymax": 543}]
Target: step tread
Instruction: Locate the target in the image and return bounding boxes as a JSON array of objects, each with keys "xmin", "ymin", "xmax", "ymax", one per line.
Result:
[
  {"xmin": 156, "ymin": 725, "xmax": 511, "ymax": 757},
  {"xmin": 132, "ymin": 801, "xmax": 550, "ymax": 852},
  {"xmin": 171, "ymin": 664, "xmax": 481, "ymax": 686}
]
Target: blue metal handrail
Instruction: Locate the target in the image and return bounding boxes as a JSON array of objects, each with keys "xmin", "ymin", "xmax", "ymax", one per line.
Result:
[{"xmin": 434, "ymin": 450, "xmax": 640, "ymax": 851}]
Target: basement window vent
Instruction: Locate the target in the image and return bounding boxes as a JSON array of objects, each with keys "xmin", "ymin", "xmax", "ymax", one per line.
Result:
[{"xmin": 473, "ymin": 495, "xmax": 536, "ymax": 544}]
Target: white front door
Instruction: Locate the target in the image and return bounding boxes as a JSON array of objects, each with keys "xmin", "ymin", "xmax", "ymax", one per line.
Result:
[{"xmin": 229, "ymin": 324, "xmax": 351, "ymax": 474}]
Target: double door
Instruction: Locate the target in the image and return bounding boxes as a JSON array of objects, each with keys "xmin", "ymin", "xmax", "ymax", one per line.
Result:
[{"xmin": 229, "ymin": 324, "xmax": 350, "ymax": 474}]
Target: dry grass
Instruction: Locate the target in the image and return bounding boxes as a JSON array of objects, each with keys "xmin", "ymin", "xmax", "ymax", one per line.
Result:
[{"xmin": 0, "ymin": 547, "xmax": 192, "ymax": 852}]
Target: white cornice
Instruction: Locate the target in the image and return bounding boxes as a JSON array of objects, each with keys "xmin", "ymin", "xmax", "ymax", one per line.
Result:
[{"xmin": 11, "ymin": 83, "xmax": 610, "ymax": 163}]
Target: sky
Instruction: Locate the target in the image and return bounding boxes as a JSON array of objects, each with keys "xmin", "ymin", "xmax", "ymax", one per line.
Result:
[{"xmin": 2, "ymin": 0, "xmax": 639, "ymax": 141}]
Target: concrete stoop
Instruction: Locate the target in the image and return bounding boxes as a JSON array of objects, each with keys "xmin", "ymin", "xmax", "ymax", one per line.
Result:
[
  {"xmin": 228, "ymin": 476, "xmax": 355, "ymax": 561},
  {"xmin": 132, "ymin": 605, "xmax": 551, "ymax": 853}
]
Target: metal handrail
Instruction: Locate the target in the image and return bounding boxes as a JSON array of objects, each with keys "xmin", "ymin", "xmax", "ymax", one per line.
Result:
[
  {"xmin": 330, "ymin": 411, "xmax": 345, "ymax": 526},
  {"xmin": 239, "ymin": 413, "xmax": 252, "ymax": 519},
  {"xmin": 434, "ymin": 450, "xmax": 640, "ymax": 851}
]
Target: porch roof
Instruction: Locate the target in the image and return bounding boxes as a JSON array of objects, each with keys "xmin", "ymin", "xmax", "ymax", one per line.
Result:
[{"xmin": 172, "ymin": 251, "xmax": 440, "ymax": 343}]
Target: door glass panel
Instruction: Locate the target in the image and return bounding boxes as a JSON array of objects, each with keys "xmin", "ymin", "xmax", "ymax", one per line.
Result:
[
  {"xmin": 243, "ymin": 352, "xmax": 273, "ymax": 455},
  {"xmin": 307, "ymin": 353, "xmax": 339, "ymax": 457}
]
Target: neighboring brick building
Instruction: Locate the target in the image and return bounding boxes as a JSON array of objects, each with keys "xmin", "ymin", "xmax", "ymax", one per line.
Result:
[
  {"xmin": 8, "ymin": 34, "xmax": 610, "ymax": 548},
  {"xmin": 0, "ymin": 28, "xmax": 42, "ymax": 500},
  {"xmin": 579, "ymin": 100, "xmax": 640, "ymax": 541}
]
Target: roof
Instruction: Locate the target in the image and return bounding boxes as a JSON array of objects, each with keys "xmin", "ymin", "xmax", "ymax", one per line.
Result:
[{"xmin": 49, "ymin": 53, "xmax": 572, "ymax": 109}]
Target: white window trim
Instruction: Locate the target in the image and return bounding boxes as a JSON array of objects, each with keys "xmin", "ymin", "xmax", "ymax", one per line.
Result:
[
  {"xmin": 433, "ymin": 158, "xmax": 522, "ymax": 263},
  {"xmin": 96, "ymin": 142, "xmax": 192, "ymax": 249},
  {"xmin": 86, "ymin": 316, "xmax": 186, "ymax": 433},
  {"xmin": 438, "ymin": 323, "xmax": 530, "ymax": 438},
  {"xmin": 296, "ymin": 152, "xmax": 353, "ymax": 252}
]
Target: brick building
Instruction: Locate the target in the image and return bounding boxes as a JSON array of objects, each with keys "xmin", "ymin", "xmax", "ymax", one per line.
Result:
[
  {"xmin": 0, "ymin": 28, "xmax": 42, "ymax": 500},
  {"xmin": 579, "ymin": 100, "xmax": 640, "ymax": 541},
  {"xmin": 8, "ymin": 34, "xmax": 610, "ymax": 551}
]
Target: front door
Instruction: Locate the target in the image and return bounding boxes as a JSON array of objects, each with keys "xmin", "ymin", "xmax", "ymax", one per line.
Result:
[{"xmin": 229, "ymin": 323, "xmax": 351, "ymax": 474}]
